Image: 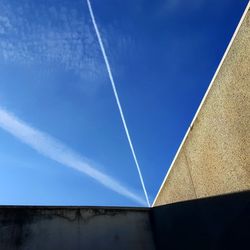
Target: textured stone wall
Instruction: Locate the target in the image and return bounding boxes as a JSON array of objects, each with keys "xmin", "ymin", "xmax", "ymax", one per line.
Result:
[
  {"xmin": 154, "ymin": 3, "xmax": 250, "ymax": 206},
  {"xmin": 0, "ymin": 206, "xmax": 155, "ymax": 250}
]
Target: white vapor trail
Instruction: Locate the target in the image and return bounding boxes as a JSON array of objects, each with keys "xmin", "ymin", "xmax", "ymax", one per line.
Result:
[
  {"xmin": 0, "ymin": 106, "xmax": 146, "ymax": 205},
  {"xmin": 86, "ymin": 0, "xmax": 150, "ymax": 207}
]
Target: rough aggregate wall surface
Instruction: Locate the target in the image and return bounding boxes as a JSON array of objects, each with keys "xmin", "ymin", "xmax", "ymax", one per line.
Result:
[
  {"xmin": 154, "ymin": 4, "xmax": 250, "ymax": 206},
  {"xmin": 0, "ymin": 206, "xmax": 155, "ymax": 250}
]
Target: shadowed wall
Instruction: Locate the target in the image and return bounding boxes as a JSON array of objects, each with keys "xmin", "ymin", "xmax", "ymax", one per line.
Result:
[
  {"xmin": 151, "ymin": 191, "xmax": 250, "ymax": 250},
  {"xmin": 1, "ymin": 191, "xmax": 250, "ymax": 250},
  {"xmin": 0, "ymin": 206, "xmax": 155, "ymax": 250}
]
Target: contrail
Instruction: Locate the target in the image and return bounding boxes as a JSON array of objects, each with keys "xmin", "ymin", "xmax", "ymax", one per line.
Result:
[
  {"xmin": 0, "ymin": 106, "xmax": 146, "ymax": 206},
  {"xmin": 86, "ymin": 0, "xmax": 150, "ymax": 207}
]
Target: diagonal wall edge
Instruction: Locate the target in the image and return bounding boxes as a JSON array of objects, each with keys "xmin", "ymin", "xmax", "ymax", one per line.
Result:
[{"xmin": 153, "ymin": 1, "xmax": 250, "ymax": 206}]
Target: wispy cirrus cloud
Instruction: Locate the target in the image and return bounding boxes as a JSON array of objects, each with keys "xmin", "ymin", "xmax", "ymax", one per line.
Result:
[
  {"xmin": 0, "ymin": 15, "xmax": 11, "ymax": 34},
  {"xmin": 0, "ymin": 0, "xmax": 106, "ymax": 93},
  {"xmin": 0, "ymin": 106, "xmax": 146, "ymax": 205},
  {"xmin": 0, "ymin": 0, "xmax": 133, "ymax": 95}
]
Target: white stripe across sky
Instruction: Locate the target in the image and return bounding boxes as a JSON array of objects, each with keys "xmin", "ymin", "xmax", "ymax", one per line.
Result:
[
  {"xmin": 0, "ymin": 106, "xmax": 146, "ymax": 205},
  {"xmin": 86, "ymin": 0, "xmax": 150, "ymax": 207}
]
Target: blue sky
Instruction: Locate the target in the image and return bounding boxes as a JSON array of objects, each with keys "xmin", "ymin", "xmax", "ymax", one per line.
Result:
[{"xmin": 0, "ymin": 0, "xmax": 248, "ymax": 207}]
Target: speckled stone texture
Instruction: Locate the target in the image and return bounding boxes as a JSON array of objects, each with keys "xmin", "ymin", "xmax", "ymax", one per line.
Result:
[{"xmin": 154, "ymin": 4, "xmax": 250, "ymax": 206}]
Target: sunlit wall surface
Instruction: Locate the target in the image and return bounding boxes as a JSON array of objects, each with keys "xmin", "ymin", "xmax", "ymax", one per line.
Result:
[{"xmin": 0, "ymin": 0, "xmax": 248, "ymax": 206}]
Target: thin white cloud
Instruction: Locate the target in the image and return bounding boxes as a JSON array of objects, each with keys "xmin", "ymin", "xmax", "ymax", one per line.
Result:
[
  {"xmin": 0, "ymin": 1, "xmax": 105, "ymax": 94},
  {"xmin": 0, "ymin": 15, "xmax": 11, "ymax": 34},
  {"xmin": 86, "ymin": 0, "xmax": 150, "ymax": 207},
  {"xmin": 0, "ymin": 0, "xmax": 132, "ymax": 95},
  {"xmin": 0, "ymin": 106, "xmax": 146, "ymax": 206}
]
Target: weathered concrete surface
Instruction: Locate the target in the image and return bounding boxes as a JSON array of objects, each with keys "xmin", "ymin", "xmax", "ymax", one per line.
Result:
[
  {"xmin": 151, "ymin": 191, "xmax": 250, "ymax": 250},
  {"xmin": 0, "ymin": 206, "xmax": 155, "ymax": 250},
  {"xmin": 154, "ymin": 3, "xmax": 250, "ymax": 206},
  {"xmin": 1, "ymin": 191, "xmax": 249, "ymax": 250}
]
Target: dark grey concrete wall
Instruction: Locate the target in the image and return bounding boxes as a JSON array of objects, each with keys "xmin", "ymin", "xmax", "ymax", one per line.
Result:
[
  {"xmin": 151, "ymin": 191, "xmax": 250, "ymax": 250},
  {"xmin": 1, "ymin": 191, "xmax": 250, "ymax": 249},
  {"xmin": 0, "ymin": 206, "xmax": 155, "ymax": 250}
]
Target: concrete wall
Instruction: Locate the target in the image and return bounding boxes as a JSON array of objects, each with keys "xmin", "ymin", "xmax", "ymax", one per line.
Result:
[
  {"xmin": 0, "ymin": 206, "xmax": 155, "ymax": 250},
  {"xmin": 154, "ymin": 3, "xmax": 250, "ymax": 206},
  {"xmin": 151, "ymin": 191, "xmax": 250, "ymax": 250},
  {"xmin": 1, "ymin": 191, "xmax": 250, "ymax": 250}
]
